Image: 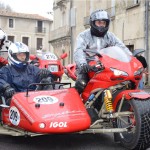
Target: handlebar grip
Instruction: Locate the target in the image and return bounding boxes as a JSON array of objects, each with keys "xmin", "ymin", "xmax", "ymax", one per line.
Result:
[{"xmin": 89, "ymin": 64, "xmax": 104, "ymax": 72}]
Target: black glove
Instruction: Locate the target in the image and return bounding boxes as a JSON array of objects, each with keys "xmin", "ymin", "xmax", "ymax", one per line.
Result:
[
  {"xmin": 39, "ymin": 68, "xmax": 51, "ymax": 79},
  {"xmin": 30, "ymin": 58, "xmax": 40, "ymax": 67},
  {"xmin": 80, "ymin": 63, "xmax": 90, "ymax": 73},
  {"xmin": 4, "ymin": 87, "xmax": 15, "ymax": 98},
  {"xmin": 36, "ymin": 77, "xmax": 54, "ymax": 90},
  {"xmin": 41, "ymin": 77, "xmax": 54, "ymax": 83}
]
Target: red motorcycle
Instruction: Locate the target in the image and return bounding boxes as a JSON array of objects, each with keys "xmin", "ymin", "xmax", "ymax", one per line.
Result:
[
  {"xmin": 30, "ymin": 52, "xmax": 67, "ymax": 82},
  {"xmin": 0, "ymin": 46, "xmax": 150, "ymax": 150},
  {"xmin": 64, "ymin": 46, "xmax": 150, "ymax": 150}
]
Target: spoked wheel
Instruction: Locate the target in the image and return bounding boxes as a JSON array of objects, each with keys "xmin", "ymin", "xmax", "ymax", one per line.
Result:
[{"xmin": 116, "ymin": 99, "xmax": 150, "ymax": 150}]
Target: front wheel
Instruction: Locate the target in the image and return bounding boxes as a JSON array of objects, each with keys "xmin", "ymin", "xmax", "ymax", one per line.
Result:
[{"xmin": 116, "ymin": 99, "xmax": 150, "ymax": 150}]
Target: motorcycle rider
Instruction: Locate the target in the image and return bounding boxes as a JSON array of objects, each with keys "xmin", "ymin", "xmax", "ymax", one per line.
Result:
[
  {"xmin": 74, "ymin": 9, "xmax": 132, "ymax": 93},
  {"xmin": 135, "ymin": 52, "xmax": 148, "ymax": 89},
  {"xmin": 0, "ymin": 42, "xmax": 54, "ymax": 105},
  {"xmin": 0, "ymin": 28, "xmax": 11, "ymax": 68}
]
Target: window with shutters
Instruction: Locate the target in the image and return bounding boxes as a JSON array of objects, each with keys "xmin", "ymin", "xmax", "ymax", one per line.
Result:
[
  {"xmin": 36, "ymin": 38, "xmax": 43, "ymax": 50},
  {"xmin": 8, "ymin": 36, "xmax": 14, "ymax": 42},
  {"xmin": 22, "ymin": 37, "xmax": 29, "ymax": 46},
  {"xmin": 9, "ymin": 18, "xmax": 14, "ymax": 28}
]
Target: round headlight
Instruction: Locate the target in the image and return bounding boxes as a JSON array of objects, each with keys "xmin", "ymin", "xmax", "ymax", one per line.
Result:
[{"xmin": 39, "ymin": 123, "xmax": 46, "ymax": 129}]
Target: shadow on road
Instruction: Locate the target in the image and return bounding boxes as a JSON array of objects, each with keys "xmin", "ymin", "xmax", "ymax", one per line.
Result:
[{"xmin": 0, "ymin": 133, "xmax": 128, "ymax": 150}]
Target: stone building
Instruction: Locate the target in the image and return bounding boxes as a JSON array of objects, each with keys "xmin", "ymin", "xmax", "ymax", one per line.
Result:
[
  {"xmin": 0, "ymin": 10, "xmax": 53, "ymax": 54},
  {"xmin": 50, "ymin": 0, "xmax": 150, "ymax": 81}
]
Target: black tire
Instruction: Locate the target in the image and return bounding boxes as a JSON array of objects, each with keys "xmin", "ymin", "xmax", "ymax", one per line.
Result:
[{"xmin": 116, "ymin": 99, "xmax": 150, "ymax": 150}]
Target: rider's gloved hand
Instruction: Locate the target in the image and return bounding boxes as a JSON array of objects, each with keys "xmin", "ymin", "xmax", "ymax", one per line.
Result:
[
  {"xmin": 37, "ymin": 77, "xmax": 54, "ymax": 91},
  {"xmin": 39, "ymin": 68, "xmax": 51, "ymax": 79},
  {"xmin": 30, "ymin": 58, "xmax": 40, "ymax": 67},
  {"xmin": 80, "ymin": 63, "xmax": 90, "ymax": 73},
  {"xmin": 4, "ymin": 87, "xmax": 15, "ymax": 98},
  {"xmin": 41, "ymin": 77, "xmax": 54, "ymax": 83}
]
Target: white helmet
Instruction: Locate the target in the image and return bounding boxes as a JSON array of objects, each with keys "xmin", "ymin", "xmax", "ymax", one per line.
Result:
[
  {"xmin": 8, "ymin": 42, "xmax": 29, "ymax": 69},
  {"xmin": 0, "ymin": 28, "xmax": 7, "ymax": 48}
]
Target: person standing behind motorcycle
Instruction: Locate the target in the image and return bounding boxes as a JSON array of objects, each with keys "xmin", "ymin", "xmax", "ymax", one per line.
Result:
[
  {"xmin": 0, "ymin": 42, "xmax": 54, "ymax": 105},
  {"xmin": 74, "ymin": 9, "xmax": 132, "ymax": 93},
  {"xmin": 135, "ymin": 53, "xmax": 148, "ymax": 89},
  {"xmin": 0, "ymin": 28, "xmax": 11, "ymax": 68}
]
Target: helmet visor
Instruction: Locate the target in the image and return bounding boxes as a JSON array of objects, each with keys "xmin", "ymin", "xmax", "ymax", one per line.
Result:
[{"xmin": 16, "ymin": 52, "xmax": 27, "ymax": 62}]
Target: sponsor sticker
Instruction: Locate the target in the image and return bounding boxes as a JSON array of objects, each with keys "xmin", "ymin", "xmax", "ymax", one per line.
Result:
[
  {"xmin": 9, "ymin": 106, "xmax": 20, "ymax": 126},
  {"xmin": 33, "ymin": 95, "xmax": 58, "ymax": 104},
  {"xmin": 49, "ymin": 122, "xmax": 67, "ymax": 128}
]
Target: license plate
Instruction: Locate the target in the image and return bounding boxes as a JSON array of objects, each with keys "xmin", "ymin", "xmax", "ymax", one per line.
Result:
[{"xmin": 48, "ymin": 65, "xmax": 58, "ymax": 72}]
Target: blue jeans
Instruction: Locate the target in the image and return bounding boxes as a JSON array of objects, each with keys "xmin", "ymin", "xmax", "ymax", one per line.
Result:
[{"xmin": 138, "ymin": 77, "xmax": 144, "ymax": 89}]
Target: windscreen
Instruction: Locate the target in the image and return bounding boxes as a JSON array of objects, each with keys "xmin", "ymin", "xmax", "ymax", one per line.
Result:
[
  {"xmin": 37, "ymin": 52, "xmax": 58, "ymax": 60},
  {"xmin": 99, "ymin": 46, "xmax": 132, "ymax": 62}
]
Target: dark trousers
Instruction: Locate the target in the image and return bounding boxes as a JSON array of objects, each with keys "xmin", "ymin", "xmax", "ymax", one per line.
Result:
[{"xmin": 75, "ymin": 71, "xmax": 89, "ymax": 93}]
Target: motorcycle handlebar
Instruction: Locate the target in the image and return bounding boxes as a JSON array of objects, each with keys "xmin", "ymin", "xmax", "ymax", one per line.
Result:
[
  {"xmin": 89, "ymin": 63, "xmax": 104, "ymax": 72},
  {"xmin": 79, "ymin": 63, "xmax": 104, "ymax": 74}
]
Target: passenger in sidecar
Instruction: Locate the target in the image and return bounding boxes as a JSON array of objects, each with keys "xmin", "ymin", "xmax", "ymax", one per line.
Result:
[{"xmin": 0, "ymin": 42, "xmax": 54, "ymax": 105}]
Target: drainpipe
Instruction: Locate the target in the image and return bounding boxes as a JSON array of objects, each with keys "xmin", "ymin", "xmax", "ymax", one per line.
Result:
[
  {"xmin": 70, "ymin": 0, "xmax": 73, "ymax": 63},
  {"xmin": 122, "ymin": 21, "xmax": 124, "ymax": 42},
  {"xmin": 145, "ymin": 0, "xmax": 149, "ymax": 83},
  {"xmin": 90, "ymin": 0, "xmax": 93, "ymax": 14},
  {"xmin": 145, "ymin": 0, "xmax": 149, "ymax": 62}
]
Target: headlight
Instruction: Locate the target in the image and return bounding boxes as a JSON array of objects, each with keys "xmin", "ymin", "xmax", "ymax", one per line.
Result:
[
  {"xmin": 48, "ymin": 65, "xmax": 59, "ymax": 72},
  {"xmin": 110, "ymin": 68, "xmax": 128, "ymax": 76},
  {"xmin": 134, "ymin": 68, "xmax": 144, "ymax": 76},
  {"xmin": 39, "ymin": 123, "xmax": 46, "ymax": 129}
]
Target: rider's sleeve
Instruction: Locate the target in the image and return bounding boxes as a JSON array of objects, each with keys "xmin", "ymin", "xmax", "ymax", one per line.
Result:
[
  {"xmin": 74, "ymin": 32, "xmax": 88, "ymax": 67},
  {"xmin": 108, "ymin": 32, "xmax": 132, "ymax": 55},
  {"xmin": 30, "ymin": 65, "xmax": 41, "ymax": 83},
  {"xmin": 1, "ymin": 40, "xmax": 11, "ymax": 51},
  {"xmin": 0, "ymin": 66, "xmax": 11, "ymax": 92},
  {"xmin": 31, "ymin": 65, "xmax": 52, "ymax": 82}
]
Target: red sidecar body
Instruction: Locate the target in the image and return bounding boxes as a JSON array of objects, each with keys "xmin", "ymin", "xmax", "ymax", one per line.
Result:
[{"xmin": 2, "ymin": 87, "xmax": 91, "ymax": 134}]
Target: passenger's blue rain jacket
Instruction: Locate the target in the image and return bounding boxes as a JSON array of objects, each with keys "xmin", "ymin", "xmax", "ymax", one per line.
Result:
[{"xmin": 0, "ymin": 64, "xmax": 41, "ymax": 92}]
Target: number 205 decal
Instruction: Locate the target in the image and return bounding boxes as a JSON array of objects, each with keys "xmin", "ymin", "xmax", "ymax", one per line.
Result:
[{"xmin": 9, "ymin": 106, "xmax": 20, "ymax": 126}]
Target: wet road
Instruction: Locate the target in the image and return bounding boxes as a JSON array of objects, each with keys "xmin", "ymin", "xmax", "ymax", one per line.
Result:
[{"xmin": 0, "ymin": 133, "xmax": 128, "ymax": 150}]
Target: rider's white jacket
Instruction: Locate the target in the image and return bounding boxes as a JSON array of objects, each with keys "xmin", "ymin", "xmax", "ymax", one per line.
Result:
[
  {"xmin": 0, "ymin": 40, "xmax": 11, "ymax": 65},
  {"xmin": 74, "ymin": 28, "xmax": 132, "ymax": 68},
  {"xmin": 0, "ymin": 40, "xmax": 11, "ymax": 51}
]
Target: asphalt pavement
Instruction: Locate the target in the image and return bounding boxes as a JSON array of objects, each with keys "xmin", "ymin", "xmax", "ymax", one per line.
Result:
[{"xmin": 143, "ymin": 85, "xmax": 150, "ymax": 92}]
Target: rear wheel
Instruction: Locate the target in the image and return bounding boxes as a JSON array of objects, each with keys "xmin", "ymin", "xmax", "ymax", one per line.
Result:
[{"xmin": 116, "ymin": 99, "xmax": 150, "ymax": 150}]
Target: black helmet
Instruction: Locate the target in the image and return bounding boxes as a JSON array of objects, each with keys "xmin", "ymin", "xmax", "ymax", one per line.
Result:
[{"xmin": 90, "ymin": 10, "xmax": 110, "ymax": 37}]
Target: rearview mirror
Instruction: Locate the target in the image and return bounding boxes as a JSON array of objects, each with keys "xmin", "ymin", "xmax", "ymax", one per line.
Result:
[{"xmin": 60, "ymin": 53, "xmax": 67, "ymax": 59}]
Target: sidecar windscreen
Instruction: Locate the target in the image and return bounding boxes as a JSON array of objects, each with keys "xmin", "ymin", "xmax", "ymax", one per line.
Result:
[{"xmin": 99, "ymin": 46, "xmax": 131, "ymax": 62}]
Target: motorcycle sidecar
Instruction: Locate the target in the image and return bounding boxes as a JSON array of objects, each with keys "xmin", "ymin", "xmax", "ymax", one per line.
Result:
[{"xmin": 2, "ymin": 87, "xmax": 91, "ymax": 134}]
